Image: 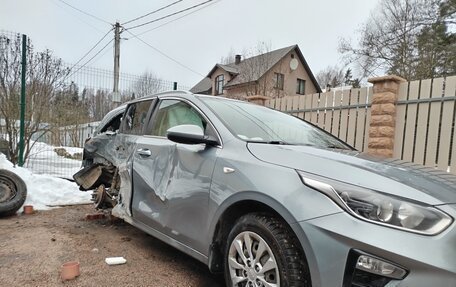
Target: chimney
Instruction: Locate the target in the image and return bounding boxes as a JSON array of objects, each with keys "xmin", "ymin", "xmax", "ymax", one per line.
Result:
[{"xmin": 235, "ymin": 54, "xmax": 241, "ymax": 65}]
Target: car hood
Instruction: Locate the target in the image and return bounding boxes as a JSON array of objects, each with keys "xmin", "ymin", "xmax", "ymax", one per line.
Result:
[{"xmin": 247, "ymin": 143, "xmax": 456, "ymax": 205}]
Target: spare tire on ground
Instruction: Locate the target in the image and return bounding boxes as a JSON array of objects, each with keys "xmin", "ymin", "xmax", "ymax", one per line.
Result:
[{"xmin": 0, "ymin": 169, "xmax": 27, "ymax": 216}]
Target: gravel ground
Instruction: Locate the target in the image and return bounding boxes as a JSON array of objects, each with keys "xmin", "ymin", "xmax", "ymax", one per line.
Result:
[{"xmin": 0, "ymin": 205, "xmax": 224, "ymax": 287}]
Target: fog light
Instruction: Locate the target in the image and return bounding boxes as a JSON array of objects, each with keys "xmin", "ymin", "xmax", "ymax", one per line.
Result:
[{"xmin": 356, "ymin": 255, "xmax": 407, "ymax": 279}]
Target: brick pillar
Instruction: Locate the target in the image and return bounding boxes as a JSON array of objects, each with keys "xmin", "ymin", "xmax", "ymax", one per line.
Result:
[
  {"xmin": 246, "ymin": 95, "xmax": 269, "ymax": 106},
  {"xmin": 367, "ymin": 75, "xmax": 406, "ymax": 157}
]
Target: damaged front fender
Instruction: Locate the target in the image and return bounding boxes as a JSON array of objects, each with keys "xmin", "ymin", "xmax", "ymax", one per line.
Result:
[{"xmin": 82, "ymin": 133, "xmax": 119, "ymax": 168}]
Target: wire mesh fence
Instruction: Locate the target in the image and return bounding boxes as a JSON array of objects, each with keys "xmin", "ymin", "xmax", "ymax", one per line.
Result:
[{"xmin": 0, "ymin": 29, "xmax": 189, "ymax": 179}]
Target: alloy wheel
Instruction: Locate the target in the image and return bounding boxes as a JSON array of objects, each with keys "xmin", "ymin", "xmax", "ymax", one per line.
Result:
[{"xmin": 228, "ymin": 231, "xmax": 280, "ymax": 287}]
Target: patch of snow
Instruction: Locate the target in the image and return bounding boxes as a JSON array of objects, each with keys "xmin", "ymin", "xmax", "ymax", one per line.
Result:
[
  {"xmin": 25, "ymin": 141, "xmax": 82, "ymax": 179},
  {"xmin": 0, "ymin": 153, "xmax": 91, "ymax": 211},
  {"xmin": 60, "ymin": 146, "xmax": 83, "ymax": 156}
]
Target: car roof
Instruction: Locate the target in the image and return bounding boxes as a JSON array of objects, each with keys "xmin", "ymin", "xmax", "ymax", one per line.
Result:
[
  {"xmin": 125, "ymin": 90, "xmax": 248, "ymax": 105},
  {"xmin": 127, "ymin": 90, "xmax": 192, "ymax": 103}
]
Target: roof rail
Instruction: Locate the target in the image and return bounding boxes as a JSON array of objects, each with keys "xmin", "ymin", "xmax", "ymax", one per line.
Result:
[{"xmin": 154, "ymin": 90, "xmax": 193, "ymax": 96}]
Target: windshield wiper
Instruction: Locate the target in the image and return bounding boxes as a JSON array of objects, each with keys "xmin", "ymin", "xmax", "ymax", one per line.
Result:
[
  {"xmin": 268, "ymin": 140, "xmax": 292, "ymax": 145},
  {"xmin": 247, "ymin": 140, "xmax": 293, "ymax": 145},
  {"xmin": 325, "ymin": 145, "xmax": 350, "ymax": 150}
]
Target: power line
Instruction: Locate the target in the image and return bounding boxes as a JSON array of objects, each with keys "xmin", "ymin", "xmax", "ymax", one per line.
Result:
[
  {"xmin": 57, "ymin": 0, "xmax": 111, "ymax": 25},
  {"xmin": 91, "ymin": 41, "xmax": 114, "ymax": 65},
  {"xmin": 124, "ymin": 0, "xmax": 213, "ymax": 30},
  {"xmin": 65, "ymin": 38, "xmax": 114, "ymax": 81},
  {"xmin": 123, "ymin": 0, "xmax": 184, "ymax": 26},
  {"xmin": 67, "ymin": 28, "xmax": 113, "ymax": 74},
  {"xmin": 124, "ymin": 29, "xmax": 203, "ymax": 77},
  {"xmin": 50, "ymin": 0, "xmax": 105, "ymax": 33},
  {"xmin": 134, "ymin": 0, "xmax": 221, "ymax": 37}
]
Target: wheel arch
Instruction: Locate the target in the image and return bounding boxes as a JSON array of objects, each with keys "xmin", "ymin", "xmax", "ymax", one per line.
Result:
[{"xmin": 207, "ymin": 191, "xmax": 315, "ymax": 280}]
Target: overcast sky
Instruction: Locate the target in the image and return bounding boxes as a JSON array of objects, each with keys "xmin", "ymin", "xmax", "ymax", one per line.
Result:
[{"xmin": 0, "ymin": 0, "xmax": 378, "ymax": 88}]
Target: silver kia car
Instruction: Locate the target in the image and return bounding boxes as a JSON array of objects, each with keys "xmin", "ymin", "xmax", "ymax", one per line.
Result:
[{"xmin": 75, "ymin": 91, "xmax": 456, "ymax": 287}]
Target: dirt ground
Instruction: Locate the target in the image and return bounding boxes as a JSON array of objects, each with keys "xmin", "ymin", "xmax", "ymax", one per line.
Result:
[{"xmin": 0, "ymin": 205, "xmax": 224, "ymax": 287}]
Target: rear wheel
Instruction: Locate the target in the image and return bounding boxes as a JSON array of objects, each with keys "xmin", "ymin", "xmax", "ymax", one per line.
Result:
[
  {"xmin": 224, "ymin": 213, "xmax": 311, "ymax": 287},
  {"xmin": 0, "ymin": 170, "xmax": 27, "ymax": 216}
]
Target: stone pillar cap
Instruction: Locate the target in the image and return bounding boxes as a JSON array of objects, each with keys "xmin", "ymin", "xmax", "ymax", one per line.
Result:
[
  {"xmin": 246, "ymin": 95, "xmax": 269, "ymax": 101},
  {"xmin": 368, "ymin": 75, "xmax": 407, "ymax": 84}
]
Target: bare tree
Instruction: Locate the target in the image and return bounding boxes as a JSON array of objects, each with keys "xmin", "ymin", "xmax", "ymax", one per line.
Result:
[
  {"xmin": 315, "ymin": 66, "xmax": 345, "ymax": 90},
  {"xmin": 132, "ymin": 71, "xmax": 164, "ymax": 98},
  {"xmin": 220, "ymin": 47, "xmax": 237, "ymax": 64},
  {"xmin": 339, "ymin": 0, "xmax": 455, "ymax": 80},
  {"xmin": 50, "ymin": 83, "xmax": 90, "ymax": 147},
  {"xmin": 316, "ymin": 66, "xmax": 361, "ymax": 90},
  {"xmin": 84, "ymin": 88, "xmax": 115, "ymax": 121},
  {"xmin": 0, "ymin": 33, "xmax": 69, "ymax": 164}
]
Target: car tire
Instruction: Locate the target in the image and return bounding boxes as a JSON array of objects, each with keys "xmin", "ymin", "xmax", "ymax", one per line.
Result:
[
  {"xmin": 224, "ymin": 213, "xmax": 311, "ymax": 287},
  {"xmin": 0, "ymin": 169, "xmax": 27, "ymax": 217}
]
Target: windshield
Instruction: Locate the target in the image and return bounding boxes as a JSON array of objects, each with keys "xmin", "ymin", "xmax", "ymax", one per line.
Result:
[{"xmin": 200, "ymin": 97, "xmax": 351, "ymax": 149}]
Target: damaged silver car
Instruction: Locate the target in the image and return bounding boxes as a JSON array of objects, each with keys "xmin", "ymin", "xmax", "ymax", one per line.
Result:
[{"xmin": 74, "ymin": 91, "xmax": 456, "ymax": 287}]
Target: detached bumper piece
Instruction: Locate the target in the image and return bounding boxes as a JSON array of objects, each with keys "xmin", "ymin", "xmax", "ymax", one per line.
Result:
[
  {"xmin": 73, "ymin": 164, "xmax": 116, "ymax": 191},
  {"xmin": 343, "ymin": 249, "xmax": 408, "ymax": 287}
]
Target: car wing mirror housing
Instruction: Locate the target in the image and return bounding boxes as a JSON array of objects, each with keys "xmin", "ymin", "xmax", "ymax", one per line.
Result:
[{"xmin": 167, "ymin": 125, "xmax": 219, "ymax": 146}]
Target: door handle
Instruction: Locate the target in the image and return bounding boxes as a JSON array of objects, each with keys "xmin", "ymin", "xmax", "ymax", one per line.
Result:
[{"xmin": 136, "ymin": 148, "xmax": 151, "ymax": 157}]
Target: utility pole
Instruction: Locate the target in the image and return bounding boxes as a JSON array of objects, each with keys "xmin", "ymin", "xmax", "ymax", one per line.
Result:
[{"xmin": 113, "ymin": 22, "xmax": 121, "ymax": 103}]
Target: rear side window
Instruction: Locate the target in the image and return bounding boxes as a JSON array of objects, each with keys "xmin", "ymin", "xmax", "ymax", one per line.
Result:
[
  {"xmin": 120, "ymin": 100, "xmax": 153, "ymax": 135},
  {"xmin": 99, "ymin": 113, "xmax": 123, "ymax": 134},
  {"xmin": 147, "ymin": 99, "xmax": 206, "ymax": 137}
]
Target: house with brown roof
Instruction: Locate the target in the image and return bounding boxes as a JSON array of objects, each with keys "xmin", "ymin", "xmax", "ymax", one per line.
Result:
[{"xmin": 190, "ymin": 45, "xmax": 321, "ymax": 99}]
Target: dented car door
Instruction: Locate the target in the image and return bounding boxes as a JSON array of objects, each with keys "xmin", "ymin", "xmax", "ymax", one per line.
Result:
[
  {"xmin": 131, "ymin": 98, "xmax": 218, "ymax": 253},
  {"xmin": 111, "ymin": 99, "xmax": 155, "ymax": 218}
]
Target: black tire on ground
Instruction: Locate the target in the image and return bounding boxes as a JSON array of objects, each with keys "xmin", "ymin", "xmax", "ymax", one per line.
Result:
[
  {"xmin": 224, "ymin": 213, "xmax": 311, "ymax": 287},
  {"xmin": 0, "ymin": 169, "xmax": 27, "ymax": 216}
]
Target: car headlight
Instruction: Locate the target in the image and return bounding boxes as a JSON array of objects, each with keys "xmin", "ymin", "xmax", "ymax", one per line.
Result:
[{"xmin": 297, "ymin": 171, "xmax": 453, "ymax": 235}]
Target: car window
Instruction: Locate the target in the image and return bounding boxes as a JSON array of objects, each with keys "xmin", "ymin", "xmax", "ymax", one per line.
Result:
[
  {"xmin": 99, "ymin": 113, "xmax": 123, "ymax": 134},
  {"xmin": 120, "ymin": 100, "xmax": 153, "ymax": 135},
  {"xmin": 148, "ymin": 99, "xmax": 206, "ymax": 137}
]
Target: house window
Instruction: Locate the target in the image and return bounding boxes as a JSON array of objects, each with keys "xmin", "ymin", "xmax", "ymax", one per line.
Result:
[
  {"xmin": 215, "ymin": 74, "xmax": 224, "ymax": 95},
  {"xmin": 296, "ymin": 78, "xmax": 306, "ymax": 95},
  {"xmin": 273, "ymin": 73, "xmax": 284, "ymax": 90}
]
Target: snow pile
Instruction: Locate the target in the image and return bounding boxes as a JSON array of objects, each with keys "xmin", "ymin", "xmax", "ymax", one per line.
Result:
[
  {"xmin": 25, "ymin": 142, "xmax": 83, "ymax": 179},
  {"xmin": 0, "ymin": 154, "xmax": 92, "ymax": 210}
]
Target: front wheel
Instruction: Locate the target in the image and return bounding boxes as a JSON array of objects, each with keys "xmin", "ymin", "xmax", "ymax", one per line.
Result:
[{"xmin": 224, "ymin": 213, "xmax": 311, "ymax": 287}]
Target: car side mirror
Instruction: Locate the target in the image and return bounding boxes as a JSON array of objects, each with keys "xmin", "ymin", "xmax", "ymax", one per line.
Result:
[{"xmin": 167, "ymin": 125, "xmax": 219, "ymax": 146}]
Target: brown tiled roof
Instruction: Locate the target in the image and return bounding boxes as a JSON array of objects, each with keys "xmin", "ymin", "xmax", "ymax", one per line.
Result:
[
  {"xmin": 223, "ymin": 45, "xmax": 296, "ymax": 87},
  {"xmin": 217, "ymin": 64, "xmax": 239, "ymax": 75},
  {"xmin": 190, "ymin": 77, "xmax": 211, "ymax": 94}
]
